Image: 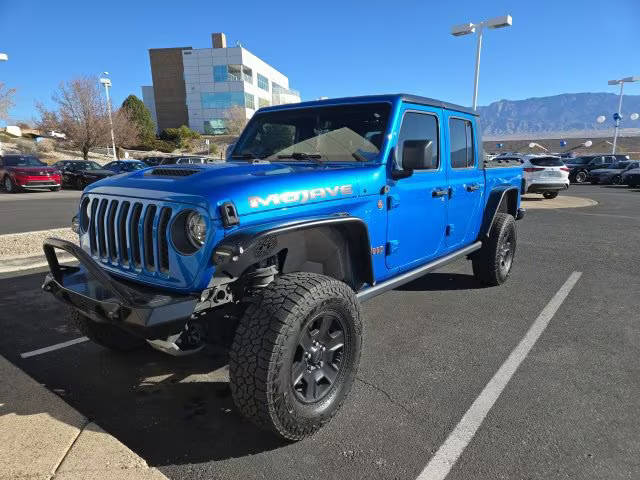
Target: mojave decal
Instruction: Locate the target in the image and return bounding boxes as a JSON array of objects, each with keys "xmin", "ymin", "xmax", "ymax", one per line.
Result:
[{"xmin": 248, "ymin": 185, "xmax": 353, "ymax": 208}]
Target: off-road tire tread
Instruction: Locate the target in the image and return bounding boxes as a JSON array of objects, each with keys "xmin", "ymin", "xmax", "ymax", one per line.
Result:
[
  {"xmin": 68, "ymin": 308, "xmax": 144, "ymax": 352},
  {"xmin": 472, "ymin": 213, "xmax": 516, "ymax": 286},
  {"xmin": 229, "ymin": 272, "xmax": 362, "ymax": 441}
]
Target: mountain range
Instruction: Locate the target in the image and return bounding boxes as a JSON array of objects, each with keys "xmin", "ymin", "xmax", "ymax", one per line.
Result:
[{"xmin": 478, "ymin": 92, "xmax": 640, "ymax": 138}]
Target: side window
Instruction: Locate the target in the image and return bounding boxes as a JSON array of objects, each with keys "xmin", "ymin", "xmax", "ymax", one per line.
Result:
[
  {"xmin": 450, "ymin": 118, "xmax": 475, "ymax": 169},
  {"xmin": 397, "ymin": 111, "xmax": 439, "ymax": 170}
]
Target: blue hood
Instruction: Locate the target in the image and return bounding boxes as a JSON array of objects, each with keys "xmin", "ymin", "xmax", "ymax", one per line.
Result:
[{"xmin": 86, "ymin": 162, "xmax": 383, "ymax": 219}]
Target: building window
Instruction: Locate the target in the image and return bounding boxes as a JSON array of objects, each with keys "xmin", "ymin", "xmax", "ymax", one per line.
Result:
[
  {"xmin": 213, "ymin": 65, "xmax": 227, "ymax": 82},
  {"xmin": 228, "ymin": 64, "xmax": 242, "ymax": 81},
  {"xmin": 258, "ymin": 73, "xmax": 269, "ymax": 91},
  {"xmin": 245, "ymin": 93, "xmax": 255, "ymax": 110},
  {"xmin": 201, "ymin": 92, "xmax": 245, "ymax": 109},
  {"xmin": 449, "ymin": 118, "xmax": 475, "ymax": 168},
  {"xmin": 242, "ymin": 66, "xmax": 253, "ymax": 83},
  {"xmin": 204, "ymin": 119, "xmax": 226, "ymax": 135},
  {"xmin": 258, "ymin": 97, "xmax": 270, "ymax": 108}
]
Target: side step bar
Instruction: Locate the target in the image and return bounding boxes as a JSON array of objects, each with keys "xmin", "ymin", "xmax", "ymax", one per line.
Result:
[{"xmin": 357, "ymin": 241, "xmax": 482, "ymax": 302}]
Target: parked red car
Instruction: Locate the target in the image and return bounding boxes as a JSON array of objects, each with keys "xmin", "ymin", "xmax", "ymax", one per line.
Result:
[{"xmin": 0, "ymin": 154, "xmax": 61, "ymax": 192}]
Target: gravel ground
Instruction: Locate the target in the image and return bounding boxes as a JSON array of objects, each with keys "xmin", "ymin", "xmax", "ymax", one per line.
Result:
[{"xmin": 0, "ymin": 227, "xmax": 77, "ymax": 260}]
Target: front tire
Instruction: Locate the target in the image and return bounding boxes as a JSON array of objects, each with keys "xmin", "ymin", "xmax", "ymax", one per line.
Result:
[
  {"xmin": 543, "ymin": 191, "xmax": 559, "ymax": 199},
  {"xmin": 472, "ymin": 212, "xmax": 517, "ymax": 286},
  {"xmin": 49, "ymin": 186, "xmax": 61, "ymax": 192},
  {"xmin": 68, "ymin": 308, "xmax": 145, "ymax": 352},
  {"xmin": 229, "ymin": 272, "xmax": 362, "ymax": 441},
  {"xmin": 3, "ymin": 176, "xmax": 20, "ymax": 193},
  {"xmin": 612, "ymin": 175, "xmax": 622, "ymax": 185}
]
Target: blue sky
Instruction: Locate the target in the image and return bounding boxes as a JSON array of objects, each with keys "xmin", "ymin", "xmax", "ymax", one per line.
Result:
[{"xmin": 1, "ymin": 0, "xmax": 639, "ymax": 123}]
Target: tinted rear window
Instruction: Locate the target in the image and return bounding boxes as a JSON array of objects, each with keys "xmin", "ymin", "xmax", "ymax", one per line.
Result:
[{"xmin": 530, "ymin": 157, "xmax": 564, "ymax": 167}]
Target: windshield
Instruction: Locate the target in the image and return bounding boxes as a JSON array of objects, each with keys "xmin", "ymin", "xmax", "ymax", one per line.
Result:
[
  {"xmin": 73, "ymin": 161, "xmax": 101, "ymax": 170},
  {"xmin": 232, "ymin": 103, "xmax": 391, "ymax": 162},
  {"xmin": 4, "ymin": 156, "xmax": 45, "ymax": 167},
  {"xmin": 568, "ymin": 158, "xmax": 591, "ymax": 165}
]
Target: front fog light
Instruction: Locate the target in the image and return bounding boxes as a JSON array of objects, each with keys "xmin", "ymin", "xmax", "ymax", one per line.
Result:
[{"xmin": 186, "ymin": 211, "xmax": 206, "ymax": 247}]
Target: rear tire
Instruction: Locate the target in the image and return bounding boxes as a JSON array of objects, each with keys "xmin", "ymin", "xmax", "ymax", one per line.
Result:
[
  {"xmin": 612, "ymin": 175, "xmax": 622, "ymax": 185},
  {"xmin": 574, "ymin": 171, "xmax": 587, "ymax": 184},
  {"xmin": 472, "ymin": 213, "xmax": 517, "ymax": 286},
  {"xmin": 68, "ymin": 308, "xmax": 145, "ymax": 352},
  {"xmin": 229, "ymin": 272, "xmax": 362, "ymax": 441},
  {"xmin": 543, "ymin": 191, "xmax": 559, "ymax": 199}
]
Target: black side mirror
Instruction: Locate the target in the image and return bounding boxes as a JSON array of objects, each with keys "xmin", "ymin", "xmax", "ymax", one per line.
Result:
[
  {"xmin": 402, "ymin": 139, "xmax": 433, "ymax": 170},
  {"xmin": 389, "ymin": 147, "xmax": 413, "ymax": 180}
]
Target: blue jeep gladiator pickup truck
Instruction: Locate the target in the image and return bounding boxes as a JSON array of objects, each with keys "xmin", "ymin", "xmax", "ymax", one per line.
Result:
[{"xmin": 42, "ymin": 94, "xmax": 524, "ymax": 440}]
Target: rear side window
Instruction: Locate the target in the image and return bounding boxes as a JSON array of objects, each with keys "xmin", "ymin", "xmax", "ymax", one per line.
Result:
[
  {"xmin": 450, "ymin": 118, "xmax": 475, "ymax": 168},
  {"xmin": 530, "ymin": 157, "xmax": 564, "ymax": 167},
  {"xmin": 397, "ymin": 111, "xmax": 439, "ymax": 170}
]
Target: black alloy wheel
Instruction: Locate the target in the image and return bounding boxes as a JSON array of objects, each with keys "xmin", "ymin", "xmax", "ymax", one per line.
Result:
[
  {"xmin": 575, "ymin": 171, "xmax": 587, "ymax": 183},
  {"xmin": 291, "ymin": 311, "xmax": 346, "ymax": 403}
]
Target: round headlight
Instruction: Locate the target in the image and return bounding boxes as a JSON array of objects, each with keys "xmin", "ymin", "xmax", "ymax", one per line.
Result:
[{"xmin": 185, "ymin": 211, "xmax": 206, "ymax": 247}]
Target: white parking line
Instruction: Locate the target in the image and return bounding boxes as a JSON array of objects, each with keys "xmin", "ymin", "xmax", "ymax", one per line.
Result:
[
  {"xmin": 417, "ymin": 271, "xmax": 582, "ymax": 480},
  {"xmin": 20, "ymin": 336, "xmax": 89, "ymax": 358}
]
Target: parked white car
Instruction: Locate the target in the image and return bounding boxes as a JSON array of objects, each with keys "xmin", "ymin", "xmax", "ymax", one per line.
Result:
[{"xmin": 522, "ymin": 155, "xmax": 570, "ymax": 199}]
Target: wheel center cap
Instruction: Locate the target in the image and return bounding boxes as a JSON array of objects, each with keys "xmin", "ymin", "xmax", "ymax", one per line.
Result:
[{"xmin": 309, "ymin": 347, "xmax": 323, "ymax": 365}]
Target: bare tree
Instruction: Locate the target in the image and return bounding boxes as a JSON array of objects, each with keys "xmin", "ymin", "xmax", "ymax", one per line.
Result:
[
  {"xmin": 223, "ymin": 106, "xmax": 248, "ymax": 136},
  {"xmin": 36, "ymin": 76, "xmax": 116, "ymax": 160},
  {"xmin": 0, "ymin": 82, "xmax": 16, "ymax": 121},
  {"xmin": 112, "ymin": 108, "xmax": 141, "ymax": 158}
]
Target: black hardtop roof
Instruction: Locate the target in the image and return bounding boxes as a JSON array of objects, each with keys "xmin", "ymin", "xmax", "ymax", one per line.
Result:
[{"xmin": 259, "ymin": 93, "xmax": 478, "ymax": 117}]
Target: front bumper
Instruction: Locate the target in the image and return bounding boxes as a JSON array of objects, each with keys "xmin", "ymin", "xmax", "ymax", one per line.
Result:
[
  {"xmin": 527, "ymin": 182, "xmax": 569, "ymax": 193},
  {"xmin": 15, "ymin": 175, "xmax": 61, "ymax": 188},
  {"xmin": 42, "ymin": 237, "xmax": 198, "ymax": 339}
]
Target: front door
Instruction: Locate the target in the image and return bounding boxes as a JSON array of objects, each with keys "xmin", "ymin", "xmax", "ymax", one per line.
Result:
[
  {"xmin": 386, "ymin": 106, "xmax": 448, "ymax": 269},
  {"xmin": 445, "ymin": 114, "xmax": 484, "ymax": 250}
]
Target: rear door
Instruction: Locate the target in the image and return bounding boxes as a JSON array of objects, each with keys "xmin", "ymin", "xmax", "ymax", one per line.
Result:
[
  {"xmin": 444, "ymin": 114, "xmax": 484, "ymax": 251},
  {"xmin": 385, "ymin": 105, "xmax": 447, "ymax": 269}
]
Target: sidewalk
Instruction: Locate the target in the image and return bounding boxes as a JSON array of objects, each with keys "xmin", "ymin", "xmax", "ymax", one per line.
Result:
[{"xmin": 0, "ymin": 355, "xmax": 168, "ymax": 480}]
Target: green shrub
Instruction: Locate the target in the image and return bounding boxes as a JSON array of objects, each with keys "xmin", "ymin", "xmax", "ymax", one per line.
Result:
[
  {"xmin": 160, "ymin": 125, "xmax": 200, "ymax": 148},
  {"xmin": 152, "ymin": 139, "xmax": 176, "ymax": 153}
]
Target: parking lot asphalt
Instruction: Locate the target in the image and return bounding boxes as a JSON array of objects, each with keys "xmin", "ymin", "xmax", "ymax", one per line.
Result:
[
  {"xmin": 0, "ymin": 190, "xmax": 81, "ymax": 234},
  {"xmin": 0, "ymin": 184, "xmax": 638, "ymax": 480}
]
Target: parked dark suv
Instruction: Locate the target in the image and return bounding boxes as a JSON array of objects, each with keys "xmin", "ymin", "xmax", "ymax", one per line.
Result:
[{"xmin": 565, "ymin": 154, "xmax": 630, "ymax": 183}]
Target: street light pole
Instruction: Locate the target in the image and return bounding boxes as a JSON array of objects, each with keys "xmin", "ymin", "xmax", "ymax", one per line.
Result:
[
  {"xmin": 452, "ymin": 15, "xmax": 512, "ymax": 111},
  {"xmin": 471, "ymin": 25, "xmax": 483, "ymax": 110},
  {"xmin": 99, "ymin": 73, "xmax": 117, "ymax": 161},
  {"xmin": 608, "ymin": 76, "xmax": 639, "ymax": 154}
]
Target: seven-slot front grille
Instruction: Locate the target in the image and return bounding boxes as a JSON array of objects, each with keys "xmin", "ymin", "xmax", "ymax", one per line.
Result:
[{"xmin": 86, "ymin": 197, "xmax": 172, "ymax": 274}]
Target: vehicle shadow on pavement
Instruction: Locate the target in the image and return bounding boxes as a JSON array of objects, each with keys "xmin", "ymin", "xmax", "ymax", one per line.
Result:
[
  {"xmin": 0, "ymin": 273, "xmax": 289, "ymax": 466},
  {"xmin": 396, "ymin": 272, "xmax": 487, "ymax": 292}
]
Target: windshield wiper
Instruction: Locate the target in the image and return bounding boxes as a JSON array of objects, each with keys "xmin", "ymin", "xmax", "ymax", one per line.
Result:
[
  {"xmin": 231, "ymin": 153, "xmax": 259, "ymax": 160},
  {"xmin": 277, "ymin": 152, "xmax": 324, "ymax": 164}
]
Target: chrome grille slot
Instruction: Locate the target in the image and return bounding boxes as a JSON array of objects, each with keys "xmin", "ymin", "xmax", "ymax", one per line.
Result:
[
  {"xmin": 96, "ymin": 199, "xmax": 108, "ymax": 258},
  {"xmin": 106, "ymin": 200, "xmax": 119, "ymax": 261},
  {"xmin": 129, "ymin": 203, "xmax": 143, "ymax": 268},
  {"xmin": 143, "ymin": 205, "xmax": 157, "ymax": 271},
  {"xmin": 89, "ymin": 199, "xmax": 99, "ymax": 255},
  {"xmin": 158, "ymin": 207, "xmax": 172, "ymax": 273},
  {"xmin": 117, "ymin": 202, "xmax": 130, "ymax": 266}
]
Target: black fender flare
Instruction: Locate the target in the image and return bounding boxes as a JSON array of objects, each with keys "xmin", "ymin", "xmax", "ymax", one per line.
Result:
[
  {"xmin": 478, "ymin": 187, "xmax": 519, "ymax": 239},
  {"xmin": 210, "ymin": 215, "xmax": 375, "ymax": 288}
]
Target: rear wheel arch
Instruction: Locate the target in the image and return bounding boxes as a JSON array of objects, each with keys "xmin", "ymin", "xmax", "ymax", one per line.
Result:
[{"xmin": 478, "ymin": 187, "xmax": 518, "ymax": 239}]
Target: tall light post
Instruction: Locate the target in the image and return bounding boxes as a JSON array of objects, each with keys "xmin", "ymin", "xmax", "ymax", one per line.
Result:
[
  {"xmin": 451, "ymin": 14, "xmax": 512, "ymax": 110},
  {"xmin": 99, "ymin": 72, "xmax": 117, "ymax": 160},
  {"xmin": 608, "ymin": 76, "xmax": 639, "ymax": 154}
]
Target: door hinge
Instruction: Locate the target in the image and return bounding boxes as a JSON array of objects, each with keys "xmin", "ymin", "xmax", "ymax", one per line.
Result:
[
  {"xmin": 387, "ymin": 194, "xmax": 400, "ymax": 210},
  {"xmin": 386, "ymin": 240, "xmax": 399, "ymax": 255}
]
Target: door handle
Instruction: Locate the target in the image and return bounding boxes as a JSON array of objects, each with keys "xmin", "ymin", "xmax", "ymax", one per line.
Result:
[
  {"xmin": 432, "ymin": 188, "xmax": 448, "ymax": 198},
  {"xmin": 465, "ymin": 183, "xmax": 480, "ymax": 192}
]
